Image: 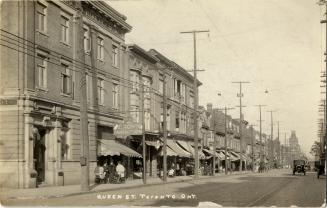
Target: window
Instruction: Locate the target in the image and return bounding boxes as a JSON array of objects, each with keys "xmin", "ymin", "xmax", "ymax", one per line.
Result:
[
  {"xmin": 83, "ymin": 25, "xmax": 90, "ymax": 52},
  {"xmin": 97, "ymin": 37, "xmax": 104, "ymax": 60},
  {"xmin": 86, "ymin": 74, "xmax": 91, "ymax": 102},
  {"xmin": 36, "ymin": 54, "xmax": 47, "ymax": 89},
  {"xmin": 61, "ymin": 63, "xmax": 71, "ymax": 95},
  {"xmin": 158, "ymin": 77, "xmax": 164, "ymax": 94},
  {"xmin": 175, "ymin": 111, "xmax": 180, "ymax": 131},
  {"xmin": 131, "ymin": 105, "xmax": 139, "ymax": 123},
  {"xmin": 130, "ymin": 70, "xmax": 139, "ymax": 92},
  {"xmin": 143, "ymin": 76, "xmax": 151, "ymax": 98},
  {"xmin": 36, "ymin": 2, "xmax": 46, "ymax": 32},
  {"xmin": 181, "ymin": 112, "xmax": 186, "ymax": 133},
  {"xmin": 145, "ymin": 111, "xmax": 150, "ymax": 131},
  {"xmin": 189, "ymin": 93, "xmax": 194, "ymax": 108},
  {"xmin": 160, "ymin": 105, "xmax": 170, "ymax": 131},
  {"xmin": 112, "ymin": 83, "xmax": 119, "ymax": 108},
  {"xmin": 181, "ymin": 84, "xmax": 186, "ymax": 104},
  {"xmin": 112, "ymin": 45, "xmax": 119, "ymax": 67},
  {"xmin": 97, "ymin": 78, "xmax": 104, "ymax": 105},
  {"xmin": 60, "ymin": 14, "xmax": 69, "ymax": 44}
]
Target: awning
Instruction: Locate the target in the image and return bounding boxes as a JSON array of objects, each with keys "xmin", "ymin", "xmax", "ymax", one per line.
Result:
[
  {"xmin": 167, "ymin": 139, "xmax": 191, "ymax": 158},
  {"xmin": 229, "ymin": 151, "xmax": 241, "ymax": 161},
  {"xmin": 177, "ymin": 140, "xmax": 206, "ymax": 159},
  {"xmin": 145, "ymin": 140, "xmax": 162, "ymax": 149},
  {"xmin": 158, "ymin": 146, "xmax": 178, "ymax": 156},
  {"xmin": 218, "ymin": 150, "xmax": 230, "ymax": 161},
  {"xmin": 203, "ymin": 149, "xmax": 223, "ymax": 160},
  {"xmin": 97, "ymin": 139, "xmax": 142, "ymax": 158}
]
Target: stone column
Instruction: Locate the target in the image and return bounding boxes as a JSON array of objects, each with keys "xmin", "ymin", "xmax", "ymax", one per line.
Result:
[{"xmin": 24, "ymin": 114, "xmax": 37, "ymax": 188}]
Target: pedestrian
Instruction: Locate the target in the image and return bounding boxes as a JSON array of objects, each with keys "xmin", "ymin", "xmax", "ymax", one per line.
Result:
[{"xmin": 116, "ymin": 161, "xmax": 126, "ymax": 183}]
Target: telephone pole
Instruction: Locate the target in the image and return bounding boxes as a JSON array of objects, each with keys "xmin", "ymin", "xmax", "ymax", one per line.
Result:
[
  {"xmin": 75, "ymin": 3, "xmax": 90, "ymax": 191},
  {"xmin": 162, "ymin": 74, "xmax": 167, "ymax": 182},
  {"xmin": 180, "ymin": 30, "xmax": 209, "ymax": 178},
  {"xmin": 318, "ymin": 0, "xmax": 327, "ymax": 170},
  {"xmin": 250, "ymin": 124, "xmax": 257, "ymax": 172},
  {"xmin": 277, "ymin": 121, "xmax": 281, "ymax": 168},
  {"xmin": 267, "ymin": 110, "xmax": 276, "ymax": 168},
  {"xmin": 217, "ymin": 107, "xmax": 234, "ymax": 175},
  {"xmin": 255, "ymin": 105, "xmax": 266, "ymax": 165},
  {"xmin": 140, "ymin": 77, "xmax": 146, "ymax": 184},
  {"xmin": 232, "ymin": 81, "xmax": 250, "ymax": 172}
]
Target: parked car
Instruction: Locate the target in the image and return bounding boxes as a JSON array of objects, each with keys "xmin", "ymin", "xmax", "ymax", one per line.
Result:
[{"xmin": 293, "ymin": 160, "xmax": 306, "ymax": 176}]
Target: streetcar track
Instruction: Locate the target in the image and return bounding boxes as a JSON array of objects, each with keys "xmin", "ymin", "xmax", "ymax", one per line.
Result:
[{"xmin": 245, "ymin": 178, "xmax": 294, "ymax": 207}]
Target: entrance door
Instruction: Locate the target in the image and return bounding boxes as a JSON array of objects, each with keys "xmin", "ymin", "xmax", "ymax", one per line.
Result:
[{"xmin": 34, "ymin": 128, "xmax": 46, "ymax": 184}]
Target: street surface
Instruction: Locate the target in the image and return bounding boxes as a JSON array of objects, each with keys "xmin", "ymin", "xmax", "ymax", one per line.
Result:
[{"xmin": 2, "ymin": 169, "xmax": 325, "ymax": 207}]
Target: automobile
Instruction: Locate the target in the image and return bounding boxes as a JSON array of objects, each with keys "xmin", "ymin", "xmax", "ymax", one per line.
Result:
[{"xmin": 293, "ymin": 160, "xmax": 306, "ymax": 176}]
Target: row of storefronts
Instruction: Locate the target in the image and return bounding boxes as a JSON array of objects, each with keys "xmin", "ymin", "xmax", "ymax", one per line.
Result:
[{"xmin": 0, "ymin": 0, "xmax": 269, "ymax": 188}]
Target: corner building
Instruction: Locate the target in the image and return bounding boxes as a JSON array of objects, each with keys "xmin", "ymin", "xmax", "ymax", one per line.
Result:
[{"xmin": 0, "ymin": 0, "xmax": 132, "ymax": 188}]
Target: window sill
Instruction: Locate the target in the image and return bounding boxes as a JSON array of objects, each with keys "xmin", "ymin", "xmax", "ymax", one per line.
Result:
[
  {"xmin": 36, "ymin": 30, "xmax": 49, "ymax": 37},
  {"xmin": 97, "ymin": 58, "xmax": 104, "ymax": 62},
  {"xmin": 36, "ymin": 87, "xmax": 48, "ymax": 92},
  {"xmin": 60, "ymin": 93, "xmax": 72, "ymax": 98},
  {"xmin": 60, "ymin": 41, "xmax": 71, "ymax": 47},
  {"xmin": 112, "ymin": 65, "xmax": 119, "ymax": 70}
]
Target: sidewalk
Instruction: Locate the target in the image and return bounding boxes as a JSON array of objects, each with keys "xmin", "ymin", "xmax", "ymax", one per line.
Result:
[{"xmin": 0, "ymin": 171, "xmax": 252, "ymax": 201}]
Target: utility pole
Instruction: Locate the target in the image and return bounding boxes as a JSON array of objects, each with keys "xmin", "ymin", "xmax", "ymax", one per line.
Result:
[
  {"xmin": 319, "ymin": 0, "xmax": 327, "ymax": 170},
  {"xmin": 75, "ymin": 3, "xmax": 89, "ymax": 192},
  {"xmin": 140, "ymin": 77, "xmax": 146, "ymax": 184},
  {"xmin": 267, "ymin": 110, "xmax": 276, "ymax": 168},
  {"xmin": 250, "ymin": 124, "xmax": 257, "ymax": 172},
  {"xmin": 255, "ymin": 105, "xmax": 266, "ymax": 166},
  {"xmin": 162, "ymin": 74, "xmax": 167, "ymax": 182},
  {"xmin": 180, "ymin": 30, "xmax": 209, "ymax": 178},
  {"xmin": 217, "ymin": 107, "xmax": 234, "ymax": 175},
  {"xmin": 232, "ymin": 81, "xmax": 250, "ymax": 172},
  {"xmin": 277, "ymin": 121, "xmax": 281, "ymax": 168}
]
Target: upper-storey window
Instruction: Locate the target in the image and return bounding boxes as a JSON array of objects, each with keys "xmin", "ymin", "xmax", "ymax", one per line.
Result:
[
  {"xmin": 112, "ymin": 83, "xmax": 119, "ymax": 108},
  {"xmin": 97, "ymin": 37, "xmax": 104, "ymax": 61},
  {"xmin": 97, "ymin": 78, "xmax": 104, "ymax": 105},
  {"xmin": 36, "ymin": 53, "xmax": 47, "ymax": 89},
  {"xmin": 60, "ymin": 14, "xmax": 70, "ymax": 44},
  {"xmin": 36, "ymin": 2, "xmax": 47, "ymax": 33},
  {"xmin": 112, "ymin": 45, "xmax": 119, "ymax": 67},
  {"xmin": 83, "ymin": 25, "xmax": 90, "ymax": 53},
  {"xmin": 189, "ymin": 92, "xmax": 194, "ymax": 108},
  {"xmin": 61, "ymin": 62, "xmax": 72, "ymax": 95},
  {"xmin": 158, "ymin": 75, "xmax": 164, "ymax": 94},
  {"xmin": 130, "ymin": 70, "xmax": 140, "ymax": 92}
]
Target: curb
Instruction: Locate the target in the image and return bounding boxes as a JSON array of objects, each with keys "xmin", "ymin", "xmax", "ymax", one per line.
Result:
[{"xmin": 3, "ymin": 171, "xmax": 253, "ymax": 201}]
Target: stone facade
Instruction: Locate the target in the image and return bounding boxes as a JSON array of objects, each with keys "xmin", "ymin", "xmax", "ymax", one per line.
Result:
[{"xmin": 0, "ymin": 0, "xmax": 131, "ymax": 188}]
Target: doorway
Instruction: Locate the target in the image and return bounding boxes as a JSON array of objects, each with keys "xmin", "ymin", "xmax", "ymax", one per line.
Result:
[{"xmin": 34, "ymin": 128, "xmax": 46, "ymax": 184}]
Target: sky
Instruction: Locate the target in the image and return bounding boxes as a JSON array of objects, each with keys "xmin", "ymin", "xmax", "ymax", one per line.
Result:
[{"xmin": 108, "ymin": 0, "xmax": 324, "ymax": 157}]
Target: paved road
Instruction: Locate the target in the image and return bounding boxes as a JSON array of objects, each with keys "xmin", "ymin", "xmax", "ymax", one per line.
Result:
[{"xmin": 2, "ymin": 169, "xmax": 325, "ymax": 207}]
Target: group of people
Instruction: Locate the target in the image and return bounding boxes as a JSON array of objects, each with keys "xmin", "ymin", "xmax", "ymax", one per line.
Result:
[{"xmin": 94, "ymin": 161, "xmax": 126, "ymax": 184}]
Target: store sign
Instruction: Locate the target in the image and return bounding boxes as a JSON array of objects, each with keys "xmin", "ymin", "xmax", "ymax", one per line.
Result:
[
  {"xmin": 115, "ymin": 121, "xmax": 142, "ymax": 138},
  {"xmin": 0, "ymin": 99, "xmax": 17, "ymax": 105}
]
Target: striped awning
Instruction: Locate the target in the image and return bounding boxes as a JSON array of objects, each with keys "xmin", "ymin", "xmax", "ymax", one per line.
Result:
[
  {"xmin": 177, "ymin": 140, "xmax": 206, "ymax": 159},
  {"xmin": 203, "ymin": 149, "xmax": 223, "ymax": 160},
  {"xmin": 167, "ymin": 139, "xmax": 191, "ymax": 158},
  {"xmin": 97, "ymin": 139, "xmax": 142, "ymax": 158},
  {"xmin": 158, "ymin": 146, "xmax": 178, "ymax": 156}
]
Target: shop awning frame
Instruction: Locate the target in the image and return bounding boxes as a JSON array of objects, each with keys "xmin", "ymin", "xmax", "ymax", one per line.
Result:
[
  {"xmin": 97, "ymin": 139, "xmax": 142, "ymax": 158},
  {"xmin": 176, "ymin": 140, "xmax": 206, "ymax": 159},
  {"xmin": 166, "ymin": 139, "xmax": 192, "ymax": 158}
]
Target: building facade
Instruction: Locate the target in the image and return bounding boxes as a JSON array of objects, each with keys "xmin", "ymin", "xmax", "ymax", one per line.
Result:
[{"xmin": 0, "ymin": 0, "xmax": 132, "ymax": 188}]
